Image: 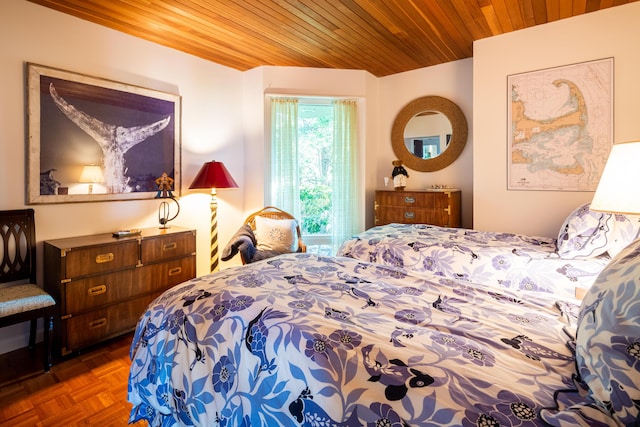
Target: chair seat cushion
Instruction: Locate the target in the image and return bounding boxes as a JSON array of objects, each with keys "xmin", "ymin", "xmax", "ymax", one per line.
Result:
[{"xmin": 0, "ymin": 284, "xmax": 56, "ymax": 317}]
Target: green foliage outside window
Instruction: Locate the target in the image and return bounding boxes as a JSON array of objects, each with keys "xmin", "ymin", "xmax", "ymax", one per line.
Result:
[
  {"xmin": 298, "ymin": 104, "xmax": 333, "ymax": 235},
  {"xmin": 300, "ymin": 185, "xmax": 331, "ymax": 234}
]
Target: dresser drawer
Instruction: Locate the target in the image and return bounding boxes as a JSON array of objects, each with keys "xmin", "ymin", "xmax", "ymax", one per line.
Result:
[
  {"xmin": 139, "ymin": 255, "xmax": 196, "ymax": 291},
  {"xmin": 63, "ymin": 294, "xmax": 157, "ymax": 353},
  {"xmin": 63, "ymin": 240, "xmax": 139, "ymax": 278},
  {"xmin": 141, "ymin": 232, "xmax": 196, "ymax": 264},
  {"xmin": 376, "ymin": 191, "xmax": 449, "ymax": 208},
  {"xmin": 376, "ymin": 206, "xmax": 451, "ymax": 226},
  {"xmin": 64, "ymin": 269, "xmax": 136, "ymax": 314}
]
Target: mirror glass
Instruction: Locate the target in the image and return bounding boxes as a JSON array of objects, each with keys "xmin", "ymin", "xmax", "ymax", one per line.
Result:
[
  {"xmin": 403, "ymin": 111, "xmax": 452, "ymax": 159},
  {"xmin": 391, "ymin": 96, "xmax": 467, "ymax": 172}
]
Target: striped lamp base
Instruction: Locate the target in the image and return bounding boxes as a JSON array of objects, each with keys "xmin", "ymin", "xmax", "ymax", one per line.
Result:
[{"xmin": 209, "ymin": 192, "xmax": 219, "ymax": 272}]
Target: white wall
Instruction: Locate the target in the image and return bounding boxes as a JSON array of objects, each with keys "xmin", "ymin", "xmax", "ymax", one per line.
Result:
[
  {"xmin": 1, "ymin": 0, "xmax": 245, "ymax": 351},
  {"xmin": 379, "ymin": 59, "xmax": 474, "ymax": 228},
  {"xmin": 473, "ymin": 2, "xmax": 640, "ymax": 238}
]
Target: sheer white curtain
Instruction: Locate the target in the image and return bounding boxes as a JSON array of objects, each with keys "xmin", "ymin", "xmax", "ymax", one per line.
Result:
[
  {"xmin": 270, "ymin": 98, "xmax": 300, "ymax": 217},
  {"xmin": 331, "ymin": 99, "xmax": 359, "ymax": 252}
]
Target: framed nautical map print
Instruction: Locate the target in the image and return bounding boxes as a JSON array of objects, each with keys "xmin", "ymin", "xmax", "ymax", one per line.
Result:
[
  {"xmin": 507, "ymin": 58, "xmax": 613, "ymax": 191},
  {"xmin": 27, "ymin": 63, "xmax": 181, "ymax": 204}
]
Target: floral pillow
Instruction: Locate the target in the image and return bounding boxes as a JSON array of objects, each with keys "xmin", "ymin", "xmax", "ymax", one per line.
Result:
[
  {"xmin": 556, "ymin": 203, "xmax": 612, "ymax": 259},
  {"xmin": 541, "ymin": 238, "xmax": 640, "ymax": 426},
  {"xmin": 254, "ymin": 216, "xmax": 299, "ymax": 252},
  {"xmin": 575, "ymin": 238, "xmax": 640, "ymax": 424},
  {"xmin": 556, "ymin": 203, "xmax": 640, "ymax": 259},
  {"xmin": 606, "ymin": 213, "xmax": 640, "ymax": 257}
]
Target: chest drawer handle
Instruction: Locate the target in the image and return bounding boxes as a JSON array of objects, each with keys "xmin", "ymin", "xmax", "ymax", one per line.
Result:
[
  {"xmin": 87, "ymin": 285, "xmax": 107, "ymax": 296},
  {"xmin": 95, "ymin": 253, "xmax": 114, "ymax": 264},
  {"xmin": 89, "ymin": 318, "xmax": 107, "ymax": 329},
  {"xmin": 404, "ymin": 211, "xmax": 415, "ymax": 219},
  {"xmin": 404, "ymin": 196, "xmax": 416, "ymax": 204},
  {"xmin": 168, "ymin": 267, "xmax": 182, "ymax": 277},
  {"xmin": 163, "ymin": 242, "xmax": 177, "ymax": 251}
]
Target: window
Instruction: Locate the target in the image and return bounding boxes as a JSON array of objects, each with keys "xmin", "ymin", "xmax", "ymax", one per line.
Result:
[
  {"xmin": 298, "ymin": 102, "xmax": 332, "ymax": 239},
  {"xmin": 270, "ymin": 97, "xmax": 359, "ymax": 254}
]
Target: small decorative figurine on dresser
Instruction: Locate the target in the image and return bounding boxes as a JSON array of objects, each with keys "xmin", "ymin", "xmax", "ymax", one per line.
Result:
[
  {"xmin": 155, "ymin": 172, "xmax": 174, "ymax": 198},
  {"xmin": 391, "ymin": 159, "xmax": 409, "ymax": 191}
]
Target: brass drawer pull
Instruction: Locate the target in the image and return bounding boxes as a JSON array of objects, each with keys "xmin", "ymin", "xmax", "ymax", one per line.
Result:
[
  {"xmin": 404, "ymin": 196, "xmax": 416, "ymax": 204},
  {"xmin": 404, "ymin": 211, "xmax": 415, "ymax": 219},
  {"xmin": 95, "ymin": 253, "xmax": 114, "ymax": 264},
  {"xmin": 89, "ymin": 318, "xmax": 107, "ymax": 329},
  {"xmin": 168, "ymin": 267, "xmax": 182, "ymax": 276},
  {"xmin": 163, "ymin": 242, "xmax": 177, "ymax": 251},
  {"xmin": 87, "ymin": 285, "xmax": 107, "ymax": 296}
]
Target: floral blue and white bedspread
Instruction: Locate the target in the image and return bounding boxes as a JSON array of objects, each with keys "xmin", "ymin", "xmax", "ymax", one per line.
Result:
[
  {"xmin": 337, "ymin": 223, "xmax": 610, "ymax": 299},
  {"xmin": 128, "ymin": 253, "xmax": 579, "ymax": 426}
]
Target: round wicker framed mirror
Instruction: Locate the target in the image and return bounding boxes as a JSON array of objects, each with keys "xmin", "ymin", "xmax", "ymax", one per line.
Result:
[{"xmin": 391, "ymin": 96, "xmax": 468, "ymax": 172}]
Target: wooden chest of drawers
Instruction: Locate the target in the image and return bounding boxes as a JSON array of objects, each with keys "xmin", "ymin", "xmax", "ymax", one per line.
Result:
[
  {"xmin": 374, "ymin": 189, "xmax": 461, "ymax": 227},
  {"xmin": 44, "ymin": 226, "xmax": 196, "ymax": 357}
]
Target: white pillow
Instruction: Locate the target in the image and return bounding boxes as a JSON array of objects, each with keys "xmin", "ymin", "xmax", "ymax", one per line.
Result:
[{"xmin": 254, "ymin": 216, "xmax": 298, "ymax": 252}]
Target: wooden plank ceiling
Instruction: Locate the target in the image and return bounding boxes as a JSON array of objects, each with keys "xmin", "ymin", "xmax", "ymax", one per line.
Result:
[{"xmin": 27, "ymin": 0, "xmax": 639, "ymax": 77}]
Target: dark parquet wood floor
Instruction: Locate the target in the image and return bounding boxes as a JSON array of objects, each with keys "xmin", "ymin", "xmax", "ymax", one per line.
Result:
[{"xmin": 0, "ymin": 333, "xmax": 147, "ymax": 426}]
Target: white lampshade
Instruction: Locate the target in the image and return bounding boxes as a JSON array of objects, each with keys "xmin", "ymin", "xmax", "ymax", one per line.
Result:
[
  {"xmin": 79, "ymin": 164, "xmax": 105, "ymax": 194},
  {"xmin": 79, "ymin": 165, "xmax": 104, "ymax": 183},
  {"xmin": 591, "ymin": 140, "xmax": 640, "ymax": 214}
]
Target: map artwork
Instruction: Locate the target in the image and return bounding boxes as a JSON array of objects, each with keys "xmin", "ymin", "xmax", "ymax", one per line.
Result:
[{"xmin": 508, "ymin": 58, "xmax": 613, "ymax": 191}]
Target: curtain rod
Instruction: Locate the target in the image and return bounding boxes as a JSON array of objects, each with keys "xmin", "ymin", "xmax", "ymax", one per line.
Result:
[{"xmin": 264, "ymin": 92, "xmax": 359, "ymax": 101}]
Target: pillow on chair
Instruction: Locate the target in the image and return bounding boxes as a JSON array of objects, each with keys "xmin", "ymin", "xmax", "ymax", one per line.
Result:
[{"xmin": 255, "ymin": 216, "xmax": 299, "ymax": 252}]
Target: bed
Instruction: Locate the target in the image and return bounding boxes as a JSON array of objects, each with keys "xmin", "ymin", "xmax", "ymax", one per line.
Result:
[
  {"xmin": 127, "ymin": 242, "xmax": 640, "ymax": 426},
  {"xmin": 337, "ymin": 204, "xmax": 640, "ymax": 299}
]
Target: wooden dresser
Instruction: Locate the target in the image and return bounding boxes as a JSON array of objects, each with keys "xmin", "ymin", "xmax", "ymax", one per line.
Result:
[
  {"xmin": 44, "ymin": 226, "xmax": 196, "ymax": 357},
  {"xmin": 374, "ymin": 189, "xmax": 461, "ymax": 227}
]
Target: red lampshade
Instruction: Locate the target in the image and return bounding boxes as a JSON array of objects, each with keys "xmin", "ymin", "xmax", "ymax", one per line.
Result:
[{"xmin": 189, "ymin": 161, "xmax": 239, "ymax": 190}]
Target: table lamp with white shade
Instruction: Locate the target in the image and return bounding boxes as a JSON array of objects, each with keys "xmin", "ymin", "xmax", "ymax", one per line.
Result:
[
  {"xmin": 79, "ymin": 165, "xmax": 104, "ymax": 194},
  {"xmin": 590, "ymin": 140, "xmax": 640, "ymax": 215}
]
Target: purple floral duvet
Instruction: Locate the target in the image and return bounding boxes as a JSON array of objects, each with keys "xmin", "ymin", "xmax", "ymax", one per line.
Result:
[
  {"xmin": 337, "ymin": 223, "xmax": 610, "ymax": 299},
  {"xmin": 128, "ymin": 253, "xmax": 579, "ymax": 426}
]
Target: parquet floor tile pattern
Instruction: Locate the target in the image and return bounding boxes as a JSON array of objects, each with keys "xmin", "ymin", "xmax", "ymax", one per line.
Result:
[{"xmin": 0, "ymin": 334, "xmax": 146, "ymax": 426}]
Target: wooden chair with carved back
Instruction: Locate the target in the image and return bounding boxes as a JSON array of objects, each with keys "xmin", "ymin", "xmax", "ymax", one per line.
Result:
[{"xmin": 0, "ymin": 209, "xmax": 56, "ymax": 371}]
